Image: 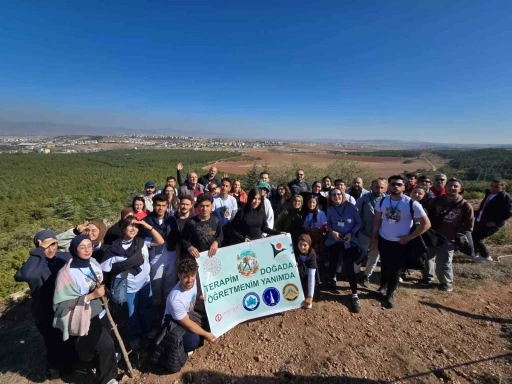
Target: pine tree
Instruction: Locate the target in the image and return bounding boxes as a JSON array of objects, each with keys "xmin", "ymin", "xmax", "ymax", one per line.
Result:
[
  {"xmin": 243, "ymin": 162, "xmax": 260, "ymax": 190},
  {"xmin": 52, "ymin": 195, "xmax": 81, "ymax": 222}
]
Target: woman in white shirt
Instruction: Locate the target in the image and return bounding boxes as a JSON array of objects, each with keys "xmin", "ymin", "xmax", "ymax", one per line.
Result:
[{"xmin": 101, "ymin": 217, "xmax": 164, "ymax": 351}]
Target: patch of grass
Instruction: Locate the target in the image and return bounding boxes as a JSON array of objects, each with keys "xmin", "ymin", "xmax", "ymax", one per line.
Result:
[
  {"xmin": 454, "ymin": 256, "xmax": 512, "ymax": 289},
  {"xmin": 464, "ymin": 191, "xmax": 485, "ymax": 199},
  {"xmin": 489, "ymin": 222, "xmax": 512, "ymax": 246}
]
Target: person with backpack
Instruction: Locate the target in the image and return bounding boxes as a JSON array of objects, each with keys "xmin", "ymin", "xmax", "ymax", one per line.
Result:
[
  {"xmin": 370, "ymin": 175, "xmax": 431, "ymax": 309},
  {"xmin": 151, "ymin": 258, "xmax": 216, "ymax": 373},
  {"xmin": 421, "ymin": 178, "xmax": 474, "ymax": 291}
]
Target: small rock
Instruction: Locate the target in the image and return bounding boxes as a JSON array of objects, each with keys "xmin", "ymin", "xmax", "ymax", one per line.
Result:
[{"xmin": 254, "ymin": 355, "xmax": 264, "ymax": 363}]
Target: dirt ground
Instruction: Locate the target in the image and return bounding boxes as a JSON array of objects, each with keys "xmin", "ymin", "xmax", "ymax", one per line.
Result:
[
  {"xmin": 2, "ymin": 256, "xmax": 512, "ymax": 384},
  {"xmin": 208, "ymin": 150, "xmax": 431, "ymax": 177}
]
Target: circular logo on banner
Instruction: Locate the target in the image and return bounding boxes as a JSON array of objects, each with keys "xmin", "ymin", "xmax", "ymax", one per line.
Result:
[
  {"xmin": 262, "ymin": 287, "xmax": 280, "ymax": 307},
  {"xmin": 282, "ymin": 284, "xmax": 300, "ymax": 301},
  {"xmin": 215, "ymin": 314, "xmax": 222, "ymax": 322},
  {"xmin": 203, "ymin": 257, "xmax": 221, "ymax": 277},
  {"xmin": 237, "ymin": 251, "xmax": 259, "ymax": 277},
  {"xmin": 242, "ymin": 292, "xmax": 260, "ymax": 312}
]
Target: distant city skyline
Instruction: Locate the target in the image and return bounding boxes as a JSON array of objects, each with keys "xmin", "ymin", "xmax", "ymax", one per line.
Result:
[{"xmin": 1, "ymin": 1, "xmax": 511, "ymax": 144}]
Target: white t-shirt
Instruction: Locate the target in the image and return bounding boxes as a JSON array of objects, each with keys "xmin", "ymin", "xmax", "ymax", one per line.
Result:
[
  {"xmin": 213, "ymin": 195, "xmax": 238, "ymax": 226},
  {"xmin": 375, "ymin": 195, "xmax": 427, "ymax": 242},
  {"xmin": 164, "ymin": 280, "xmax": 197, "ymax": 322},
  {"xmin": 100, "ymin": 242, "xmax": 151, "ymax": 294},
  {"xmin": 69, "ymin": 262, "xmax": 106, "ymax": 318},
  {"xmin": 477, "ymin": 193, "xmax": 497, "ymax": 222}
]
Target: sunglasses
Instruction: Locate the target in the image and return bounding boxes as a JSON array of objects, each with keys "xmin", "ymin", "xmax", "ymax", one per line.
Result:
[
  {"xmin": 390, "ymin": 183, "xmax": 404, "ymax": 187},
  {"xmin": 424, "ymin": 180, "xmax": 432, "ymax": 183},
  {"xmin": 435, "ymin": 179, "xmax": 446, "ymax": 181},
  {"xmin": 331, "ymin": 193, "xmax": 343, "ymax": 196}
]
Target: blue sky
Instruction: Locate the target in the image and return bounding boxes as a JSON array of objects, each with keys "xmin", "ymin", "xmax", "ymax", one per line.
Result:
[{"xmin": 0, "ymin": 0, "xmax": 511, "ymax": 143}]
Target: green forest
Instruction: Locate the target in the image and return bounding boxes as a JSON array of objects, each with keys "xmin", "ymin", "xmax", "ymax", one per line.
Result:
[
  {"xmin": 0, "ymin": 149, "xmax": 237, "ymax": 300},
  {"xmin": 433, "ymin": 148, "xmax": 512, "ymax": 181}
]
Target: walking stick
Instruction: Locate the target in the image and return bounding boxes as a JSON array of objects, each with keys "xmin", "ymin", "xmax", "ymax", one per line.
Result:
[{"xmin": 100, "ymin": 295, "xmax": 134, "ymax": 378}]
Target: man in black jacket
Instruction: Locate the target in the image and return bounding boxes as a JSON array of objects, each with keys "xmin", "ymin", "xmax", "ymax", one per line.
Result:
[
  {"xmin": 288, "ymin": 168, "xmax": 311, "ymax": 196},
  {"xmin": 473, "ymin": 179, "xmax": 512, "ymax": 262},
  {"xmin": 144, "ymin": 194, "xmax": 181, "ymax": 305}
]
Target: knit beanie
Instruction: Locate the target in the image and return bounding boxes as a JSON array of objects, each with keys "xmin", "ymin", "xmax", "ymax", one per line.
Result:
[{"xmin": 298, "ymin": 234, "xmax": 312, "ymax": 247}]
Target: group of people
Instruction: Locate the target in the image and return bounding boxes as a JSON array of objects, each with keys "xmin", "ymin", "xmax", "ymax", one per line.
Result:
[{"xmin": 14, "ymin": 163, "xmax": 512, "ymax": 383}]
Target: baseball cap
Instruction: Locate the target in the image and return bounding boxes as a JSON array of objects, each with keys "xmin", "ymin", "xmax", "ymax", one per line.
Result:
[
  {"xmin": 256, "ymin": 181, "xmax": 270, "ymax": 191},
  {"xmin": 434, "ymin": 173, "xmax": 447, "ymax": 180},
  {"xmin": 145, "ymin": 181, "xmax": 155, "ymax": 188}
]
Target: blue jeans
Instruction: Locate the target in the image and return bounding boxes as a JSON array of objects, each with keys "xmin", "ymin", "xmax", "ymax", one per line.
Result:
[
  {"xmin": 183, "ymin": 331, "xmax": 201, "ymax": 353},
  {"xmin": 124, "ymin": 281, "xmax": 153, "ymax": 341}
]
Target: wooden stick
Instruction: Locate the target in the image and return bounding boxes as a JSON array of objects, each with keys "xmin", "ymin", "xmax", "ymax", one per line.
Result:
[{"xmin": 100, "ymin": 296, "xmax": 134, "ymax": 378}]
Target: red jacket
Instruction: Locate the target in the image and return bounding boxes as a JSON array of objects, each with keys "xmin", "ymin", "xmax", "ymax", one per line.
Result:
[{"xmin": 430, "ymin": 186, "xmax": 446, "ymax": 198}]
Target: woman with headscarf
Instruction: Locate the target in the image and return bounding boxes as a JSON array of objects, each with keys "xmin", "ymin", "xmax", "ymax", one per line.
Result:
[
  {"xmin": 56, "ymin": 219, "xmax": 107, "ymax": 262},
  {"xmin": 275, "ymin": 194, "xmax": 305, "ymax": 251},
  {"xmin": 101, "ymin": 216, "xmax": 164, "ymax": 351},
  {"xmin": 230, "ymin": 179, "xmax": 248, "ymax": 209},
  {"xmin": 271, "ymin": 184, "xmax": 292, "ymax": 217},
  {"xmin": 132, "ymin": 196, "xmax": 149, "ymax": 220},
  {"xmin": 303, "ymin": 196, "xmax": 328, "ymax": 259},
  {"xmin": 230, "ymin": 188, "xmax": 282, "ymax": 243},
  {"xmin": 162, "ymin": 185, "xmax": 180, "ymax": 215},
  {"xmin": 308, "ymin": 181, "xmax": 328, "ymax": 212},
  {"xmin": 53, "ymin": 235, "xmax": 118, "ymax": 384},
  {"xmin": 15, "ymin": 230, "xmax": 74, "ymax": 379}
]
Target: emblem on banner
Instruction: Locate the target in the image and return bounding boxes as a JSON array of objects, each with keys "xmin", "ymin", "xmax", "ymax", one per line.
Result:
[
  {"xmin": 237, "ymin": 250, "xmax": 259, "ymax": 277},
  {"xmin": 282, "ymin": 284, "xmax": 300, "ymax": 301},
  {"xmin": 242, "ymin": 292, "xmax": 260, "ymax": 311},
  {"xmin": 262, "ymin": 287, "xmax": 280, "ymax": 307}
]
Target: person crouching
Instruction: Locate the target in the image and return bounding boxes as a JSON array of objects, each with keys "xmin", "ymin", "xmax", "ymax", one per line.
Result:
[{"xmin": 296, "ymin": 234, "xmax": 318, "ymax": 309}]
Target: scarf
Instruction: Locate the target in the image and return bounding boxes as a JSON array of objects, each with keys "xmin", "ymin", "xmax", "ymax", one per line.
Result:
[{"xmin": 103, "ymin": 237, "xmax": 144, "ymax": 276}]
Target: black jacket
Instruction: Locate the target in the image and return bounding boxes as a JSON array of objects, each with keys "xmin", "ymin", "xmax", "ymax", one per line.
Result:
[
  {"xmin": 104, "ymin": 220, "xmax": 123, "ymax": 245},
  {"xmin": 14, "ymin": 249, "xmax": 71, "ymax": 324},
  {"xmin": 475, "ymin": 190, "xmax": 512, "ymax": 228},
  {"xmin": 144, "ymin": 213, "xmax": 180, "ymax": 255}
]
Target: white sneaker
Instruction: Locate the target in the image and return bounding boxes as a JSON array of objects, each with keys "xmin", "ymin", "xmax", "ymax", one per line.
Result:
[
  {"xmin": 187, "ymin": 351, "xmax": 194, "ymax": 357},
  {"xmin": 474, "ymin": 256, "xmax": 493, "ymax": 263}
]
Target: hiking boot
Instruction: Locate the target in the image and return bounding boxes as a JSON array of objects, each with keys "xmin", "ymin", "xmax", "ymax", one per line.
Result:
[
  {"xmin": 377, "ymin": 285, "xmax": 387, "ymax": 296},
  {"xmin": 474, "ymin": 256, "xmax": 493, "ymax": 263},
  {"xmin": 351, "ymin": 296, "xmax": 361, "ymax": 313},
  {"xmin": 329, "ymin": 281, "xmax": 339, "ymax": 292},
  {"xmin": 384, "ymin": 293, "xmax": 395, "ymax": 309},
  {"xmin": 417, "ymin": 279, "xmax": 432, "ymax": 288},
  {"xmin": 439, "ymin": 283, "xmax": 453, "ymax": 292},
  {"xmin": 360, "ymin": 276, "xmax": 370, "ymax": 289}
]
